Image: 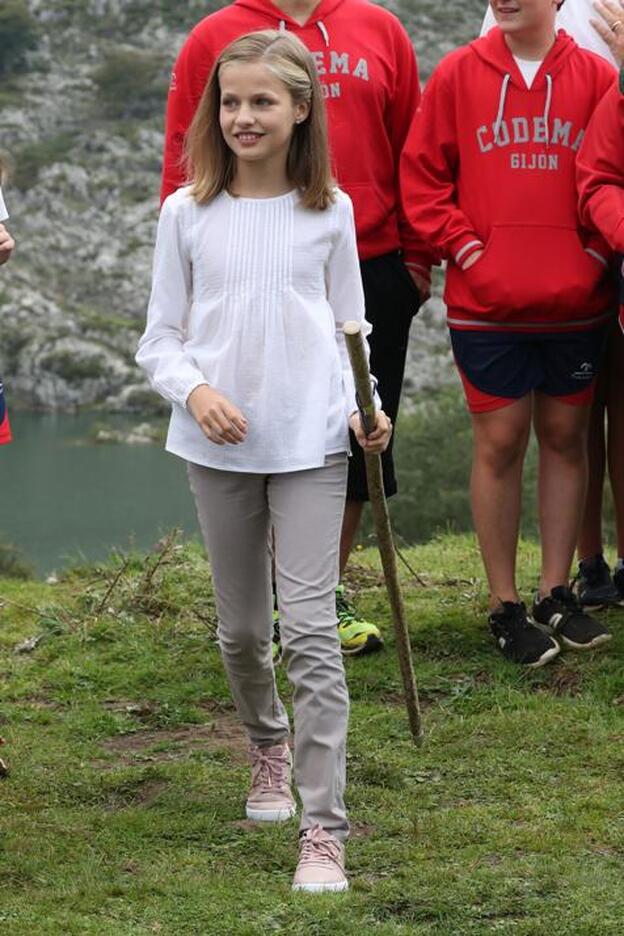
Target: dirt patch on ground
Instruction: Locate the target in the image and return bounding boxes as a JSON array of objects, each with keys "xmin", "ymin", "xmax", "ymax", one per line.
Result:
[
  {"xmin": 17, "ymin": 696, "xmax": 66, "ymax": 710},
  {"xmin": 95, "ymin": 712, "xmax": 249, "ymax": 768},
  {"xmin": 536, "ymin": 666, "xmax": 583, "ymax": 698},
  {"xmin": 342, "ymin": 562, "xmax": 385, "ymax": 591},
  {"xmin": 350, "ymin": 820, "xmax": 376, "ymax": 839}
]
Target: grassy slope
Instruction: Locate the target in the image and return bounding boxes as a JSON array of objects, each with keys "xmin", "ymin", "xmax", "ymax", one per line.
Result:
[{"xmin": 0, "ymin": 536, "xmax": 623, "ymax": 935}]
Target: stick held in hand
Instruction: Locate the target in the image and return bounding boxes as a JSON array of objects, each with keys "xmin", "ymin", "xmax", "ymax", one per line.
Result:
[{"xmin": 343, "ymin": 321, "xmax": 423, "ymax": 743}]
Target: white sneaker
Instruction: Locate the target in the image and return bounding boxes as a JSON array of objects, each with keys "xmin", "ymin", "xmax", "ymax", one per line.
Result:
[
  {"xmin": 245, "ymin": 742, "xmax": 296, "ymax": 822},
  {"xmin": 292, "ymin": 825, "xmax": 348, "ymax": 893}
]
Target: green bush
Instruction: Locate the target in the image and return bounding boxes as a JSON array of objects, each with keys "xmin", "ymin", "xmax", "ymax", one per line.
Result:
[
  {"xmin": 157, "ymin": 0, "xmax": 225, "ymax": 29},
  {"xmin": 40, "ymin": 350, "xmax": 109, "ymax": 384},
  {"xmin": 0, "ymin": 0, "xmax": 38, "ymax": 76},
  {"xmin": 358, "ymin": 386, "xmax": 541, "ymax": 545},
  {"xmin": 12, "ymin": 133, "xmax": 76, "ymax": 192},
  {"xmin": 93, "ymin": 50, "xmax": 168, "ymax": 120}
]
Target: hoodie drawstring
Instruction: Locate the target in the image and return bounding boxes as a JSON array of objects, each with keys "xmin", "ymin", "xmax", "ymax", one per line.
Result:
[
  {"xmin": 493, "ymin": 73, "xmax": 511, "ymax": 145},
  {"xmin": 493, "ymin": 72, "xmax": 554, "ymax": 147},
  {"xmin": 543, "ymin": 73, "xmax": 553, "ymax": 146},
  {"xmin": 275, "ymin": 17, "xmax": 330, "ymax": 47},
  {"xmin": 317, "ymin": 20, "xmax": 330, "ymax": 46}
]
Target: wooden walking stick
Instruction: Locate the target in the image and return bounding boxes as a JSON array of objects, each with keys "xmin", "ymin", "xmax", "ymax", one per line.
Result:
[{"xmin": 343, "ymin": 321, "xmax": 423, "ymax": 743}]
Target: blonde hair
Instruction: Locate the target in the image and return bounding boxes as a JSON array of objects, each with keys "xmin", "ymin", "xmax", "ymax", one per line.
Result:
[{"xmin": 185, "ymin": 30, "xmax": 335, "ymax": 210}]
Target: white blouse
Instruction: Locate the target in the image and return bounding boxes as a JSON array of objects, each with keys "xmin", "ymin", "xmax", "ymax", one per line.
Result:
[
  {"xmin": 0, "ymin": 187, "xmax": 8, "ymax": 223},
  {"xmin": 137, "ymin": 186, "xmax": 373, "ymax": 474}
]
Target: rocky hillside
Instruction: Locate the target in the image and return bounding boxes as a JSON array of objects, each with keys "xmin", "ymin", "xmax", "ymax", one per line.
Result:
[{"xmin": 0, "ymin": 0, "xmax": 484, "ymax": 410}]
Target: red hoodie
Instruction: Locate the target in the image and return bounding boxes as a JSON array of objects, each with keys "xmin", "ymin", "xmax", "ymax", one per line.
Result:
[
  {"xmin": 161, "ymin": 0, "xmax": 433, "ymax": 274},
  {"xmin": 577, "ymin": 82, "xmax": 624, "ymax": 252},
  {"xmin": 401, "ymin": 28, "xmax": 616, "ymax": 331},
  {"xmin": 577, "ymin": 82, "xmax": 624, "ymax": 331}
]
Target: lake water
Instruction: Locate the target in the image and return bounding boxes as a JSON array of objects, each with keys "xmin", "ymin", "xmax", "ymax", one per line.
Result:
[{"xmin": 1, "ymin": 412, "xmax": 200, "ymax": 577}]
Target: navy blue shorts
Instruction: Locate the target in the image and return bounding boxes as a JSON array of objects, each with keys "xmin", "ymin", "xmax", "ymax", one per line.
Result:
[{"xmin": 450, "ymin": 326, "xmax": 610, "ymax": 413}]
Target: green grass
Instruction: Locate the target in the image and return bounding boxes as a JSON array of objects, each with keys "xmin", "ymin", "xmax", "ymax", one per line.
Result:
[{"xmin": 1, "ymin": 534, "xmax": 623, "ymax": 934}]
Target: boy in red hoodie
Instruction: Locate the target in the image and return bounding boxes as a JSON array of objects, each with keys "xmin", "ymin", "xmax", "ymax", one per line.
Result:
[
  {"xmin": 162, "ymin": 0, "xmax": 433, "ymax": 657},
  {"xmin": 402, "ymin": 0, "xmax": 615, "ymax": 666}
]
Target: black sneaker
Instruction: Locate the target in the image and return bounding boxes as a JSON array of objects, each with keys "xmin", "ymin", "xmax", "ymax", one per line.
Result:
[
  {"xmin": 531, "ymin": 586, "xmax": 612, "ymax": 651},
  {"xmin": 575, "ymin": 554, "xmax": 620, "ymax": 610},
  {"xmin": 612, "ymin": 563, "xmax": 624, "ymax": 605},
  {"xmin": 489, "ymin": 601, "xmax": 560, "ymax": 667}
]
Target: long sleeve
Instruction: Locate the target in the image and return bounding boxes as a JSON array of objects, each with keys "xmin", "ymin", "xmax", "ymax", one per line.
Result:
[
  {"xmin": 161, "ymin": 32, "xmax": 216, "ymax": 204},
  {"xmin": 388, "ymin": 23, "xmax": 436, "ymax": 277},
  {"xmin": 578, "ymin": 82, "xmax": 624, "ymax": 253},
  {"xmin": 136, "ymin": 196, "xmax": 207, "ymax": 407},
  {"xmin": 400, "ymin": 68, "xmax": 484, "ymax": 268},
  {"xmin": 0, "ymin": 186, "xmax": 8, "ymax": 223},
  {"xmin": 326, "ymin": 195, "xmax": 379, "ymax": 418}
]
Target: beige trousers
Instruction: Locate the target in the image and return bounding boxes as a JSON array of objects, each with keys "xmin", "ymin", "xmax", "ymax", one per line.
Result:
[{"xmin": 187, "ymin": 454, "xmax": 350, "ymax": 840}]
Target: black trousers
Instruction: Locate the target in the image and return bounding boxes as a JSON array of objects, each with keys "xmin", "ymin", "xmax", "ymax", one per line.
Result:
[{"xmin": 346, "ymin": 251, "xmax": 421, "ymax": 502}]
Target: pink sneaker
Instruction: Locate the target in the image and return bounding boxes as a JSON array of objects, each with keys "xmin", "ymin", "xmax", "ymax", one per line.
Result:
[
  {"xmin": 292, "ymin": 825, "xmax": 348, "ymax": 893},
  {"xmin": 246, "ymin": 742, "xmax": 296, "ymax": 822}
]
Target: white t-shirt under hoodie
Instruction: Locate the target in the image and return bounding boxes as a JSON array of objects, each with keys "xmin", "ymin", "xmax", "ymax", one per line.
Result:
[{"xmin": 137, "ymin": 186, "xmax": 372, "ymax": 474}]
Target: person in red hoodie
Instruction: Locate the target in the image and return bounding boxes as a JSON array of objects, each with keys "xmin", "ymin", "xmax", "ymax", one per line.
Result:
[
  {"xmin": 161, "ymin": 0, "xmax": 433, "ymax": 658},
  {"xmin": 577, "ymin": 66, "xmax": 624, "ymax": 597},
  {"xmin": 402, "ymin": 0, "xmax": 615, "ymax": 667}
]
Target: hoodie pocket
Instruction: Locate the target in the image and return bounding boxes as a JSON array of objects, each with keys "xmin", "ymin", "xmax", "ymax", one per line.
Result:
[
  {"xmin": 341, "ymin": 182, "xmax": 392, "ymax": 241},
  {"xmin": 463, "ymin": 224, "xmax": 607, "ymax": 316}
]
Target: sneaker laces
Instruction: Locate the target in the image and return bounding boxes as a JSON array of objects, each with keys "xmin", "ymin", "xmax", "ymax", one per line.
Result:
[
  {"xmin": 492, "ymin": 601, "xmax": 533, "ymax": 638},
  {"xmin": 335, "ymin": 587, "xmax": 357, "ymax": 626},
  {"xmin": 574, "ymin": 556, "xmax": 609, "ymax": 590},
  {"xmin": 249, "ymin": 745, "xmax": 289, "ymax": 797},
  {"xmin": 542, "ymin": 586, "xmax": 584, "ymax": 630},
  {"xmin": 299, "ymin": 825, "xmax": 342, "ymax": 868}
]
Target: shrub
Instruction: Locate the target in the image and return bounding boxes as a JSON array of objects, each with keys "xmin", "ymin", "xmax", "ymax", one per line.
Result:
[
  {"xmin": 92, "ymin": 50, "xmax": 168, "ymax": 120},
  {"xmin": 0, "ymin": 0, "xmax": 39, "ymax": 76},
  {"xmin": 358, "ymin": 386, "xmax": 541, "ymax": 546},
  {"xmin": 0, "ymin": 537, "xmax": 34, "ymax": 579},
  {"xmin": 12, "ymin": 133, "xmax": 76, "ymax": 192},
  {"xmin": 40, "ymin": 350, "xmax": 109, "ymax": 384}
]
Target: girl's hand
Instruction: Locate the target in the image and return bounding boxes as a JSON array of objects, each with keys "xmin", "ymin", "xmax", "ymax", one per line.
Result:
[
  {"xmin": 187, "ymin": 384, "xmax": 248, "ymax": 445},
  {"xmin": 0, "ymin": 224, "xmax": 15, "ymax": 266},
  {"xmin": 349, "ymin": 409, "xmax": 392, "ymax": 455}
]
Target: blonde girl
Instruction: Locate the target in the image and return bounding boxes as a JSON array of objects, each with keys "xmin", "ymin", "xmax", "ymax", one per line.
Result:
[{"xmin": 137, "ymin": 30, "xmax": 391, "ymax": 892}]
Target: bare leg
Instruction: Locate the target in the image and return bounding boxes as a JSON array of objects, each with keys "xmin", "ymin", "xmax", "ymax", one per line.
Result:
[
  {"xmin": 470, "ymin": 397, "xmax": 532, "ymax": 607},
  {"xmin": 606, "ymin": 327, "xmax": 624, "ymax": 556},
  {"xmin": 577, "ymin": 380, "xmax": 606, "ymax": 561},
  {"xmin": 533, "ymin": 394, "xmax": 590, "ymax": 597},
  {"xmin": 339, "ymin": 500, "xmax": 364, "ymax": 577}
]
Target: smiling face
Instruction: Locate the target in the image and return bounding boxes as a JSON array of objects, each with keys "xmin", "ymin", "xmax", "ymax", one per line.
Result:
[
  {"xmin": 218, "ymin": 61, "xmax": 309, "ymax": 169},
  {"xmin": 489, "ymin": 0, "xmax": 559, "ymax": 37}
]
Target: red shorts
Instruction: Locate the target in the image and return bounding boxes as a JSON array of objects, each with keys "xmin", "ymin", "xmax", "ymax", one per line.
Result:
[{"xmin": 450, "ymin": 326, "xmax": 609, "ymax": 414}]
